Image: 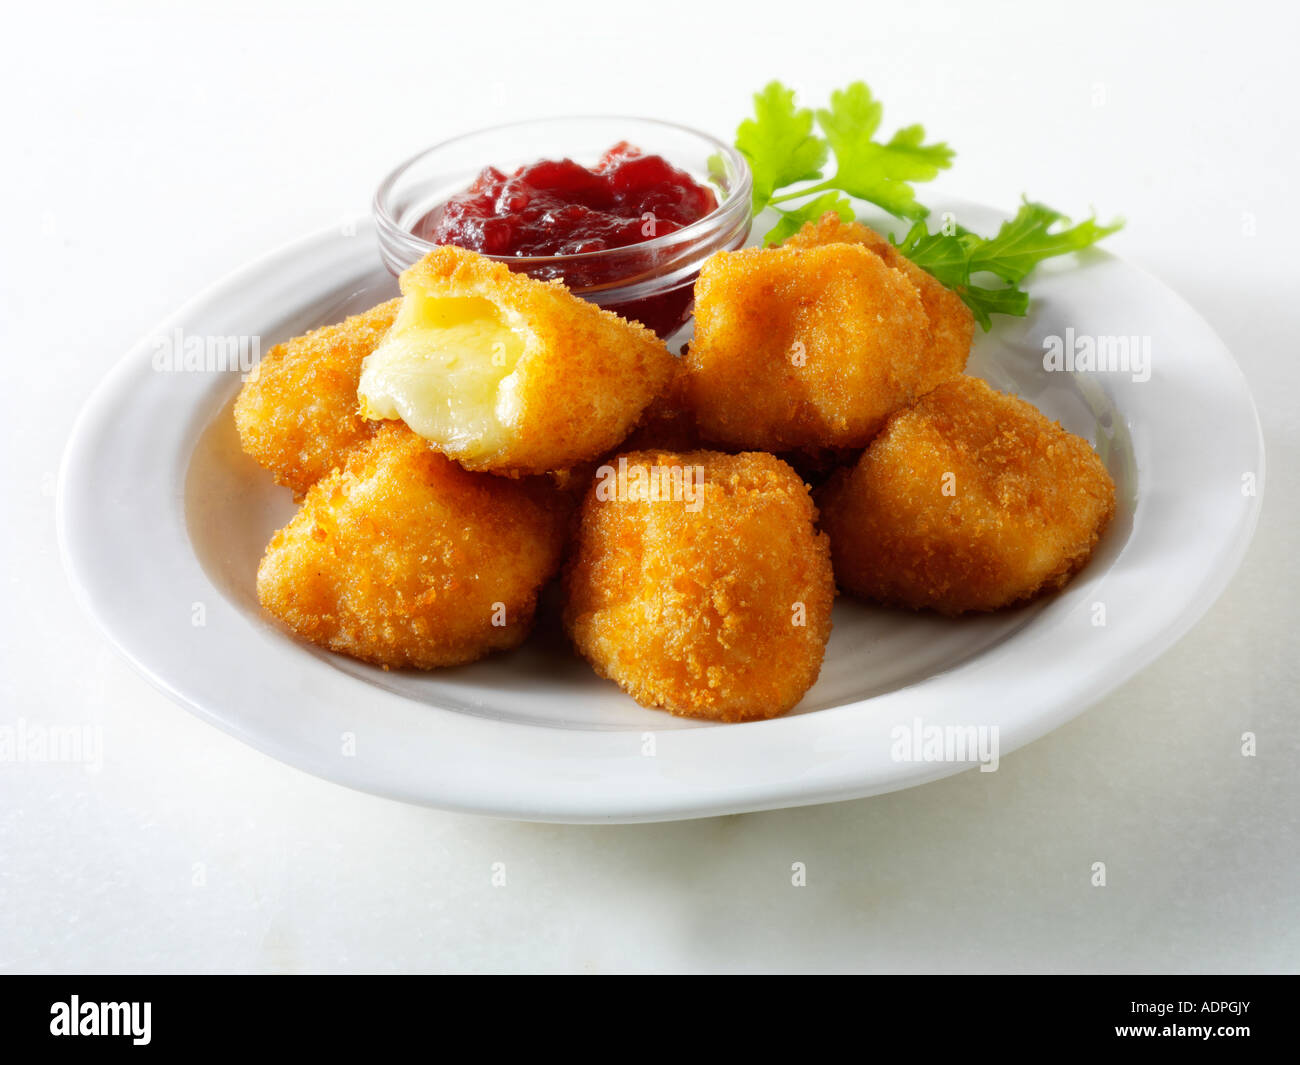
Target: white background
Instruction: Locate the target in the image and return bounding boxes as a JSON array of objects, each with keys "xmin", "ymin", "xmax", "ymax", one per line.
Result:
[{"xmin": 2, "ymin": 0, "xmax": 1297, "ymax": 972}]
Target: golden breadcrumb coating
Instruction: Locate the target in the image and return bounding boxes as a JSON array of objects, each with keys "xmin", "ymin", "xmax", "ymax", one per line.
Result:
[
  {"xmin": 818, "ymin": 376, "xmax": 1116, "ymax": 614},
  {"xmin": 257, "ymin": 423, "xmax": 570, "ymax": 669},
  {"xmin": 549, "ymin": 463, "xmax": 600, "ymax": 504},
  {"xmin": 616, "ymin": 368, "xmax": 701, "ymax": 453},
  {"xmin": 680, "ymin": 243, "xmax": 931, "ymax": 452},
  {"xmin": 358, "ymin": 246, "xmax": 675, "ymax": 475},
  {"xmin": 778, "ymin": 444, "xmax": 863, "ymax": 488},
  {"xmin": 233, "ymin": 299, "xmax": 400, "ymax": 498},
  {"xmin": 556, "ymin": 379, "xmax": 702, "ymax": 509},
  {"xmin": 548, "ymin": 375, "xmax": 701, "ymax": 506},
  {"xmin": 563, "ymin": 450, "xmax": 834, "ymax": 722},
  {"xmin": 621, "ymin": 368, "xmax": 851, "ymax": 485},
  {"xmin": 783, "ymin": 212, "xmax": 974, "ymax": 393}
]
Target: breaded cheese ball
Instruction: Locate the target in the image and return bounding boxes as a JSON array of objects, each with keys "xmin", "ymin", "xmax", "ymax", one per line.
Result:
[
  {"xmin": 257, "ymin": 423, "xmax": 570, "ymax": 669},
  {"xmin": 783, "ymin": 211, "xmax": 974, "ymax": 391},
  {"xmin": 234, "ymin": 299, "xmax": 401, "ymax": 497},
  {"xmin": 818, "ymin": 376, "xmax": 1116, "ymax": 614},
  {"xmin": 357, "ymin": 246, "xmax": 675, "ymax": 475},
  {"xmin": 563, "ymin": 450, "xmax": 834, "ymax": 721},
  {"xmin": 680, "ymin": 243, "xmax": 930, "ymax": 452}
]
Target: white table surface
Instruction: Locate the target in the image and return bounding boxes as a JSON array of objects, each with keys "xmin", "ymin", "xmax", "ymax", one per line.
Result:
[{"xmin": 2, "ymin": 0, "xmax": 1296, "ymax": 973}]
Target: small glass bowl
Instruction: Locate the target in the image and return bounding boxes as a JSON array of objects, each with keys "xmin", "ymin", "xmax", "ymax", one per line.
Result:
[{"xmin": 373, "ymin": 116, "xmax": 752, "ymax": 341}]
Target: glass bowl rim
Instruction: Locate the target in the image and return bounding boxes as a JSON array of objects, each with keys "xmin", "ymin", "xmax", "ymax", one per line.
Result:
[{"xmin": 372, "ymin": 114, "xmax": 754, "ymax": 270}]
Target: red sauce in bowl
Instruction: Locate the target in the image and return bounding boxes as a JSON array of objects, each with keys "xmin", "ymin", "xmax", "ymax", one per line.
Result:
[{"xmin": 416, "ymin": 143, "xmax": 719, "ymax": 336}]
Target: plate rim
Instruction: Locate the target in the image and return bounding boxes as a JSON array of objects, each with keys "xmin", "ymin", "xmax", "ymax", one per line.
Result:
[{"xmin": 57, "ymin": 210, "xmax": 1266, "ymax": 823}]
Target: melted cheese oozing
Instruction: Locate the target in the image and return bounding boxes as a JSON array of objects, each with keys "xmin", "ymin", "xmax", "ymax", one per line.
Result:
[{"xmin": 357, "ymin": 295, "xmax": 527, "ymax": 456}]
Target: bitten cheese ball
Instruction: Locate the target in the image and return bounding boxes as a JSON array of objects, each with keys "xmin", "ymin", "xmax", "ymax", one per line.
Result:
[
  {"xmin": 680, "ymin": 242, "xmax": 931, "ymax": 452},
  {"xmin": 563, "ymin": 450, "xmax": 834, "ymax": 721},
  {"xmin": 357, "ymin": 245, "xmax": 675, "ymax": 474},
  {"xmin": 234, "ymin": 299, "xmax": 400, "ymax": 497},
  {"xmin": 818, "ymin": 376, "xmax": 1116, "ymax": 614},
  {"xmin": 783, "ymin": 211, "xmax": 974, "ymax": 392},
  {"xmin": 257, "ymin": 423, "xmax": 570, "ymax": 669}
]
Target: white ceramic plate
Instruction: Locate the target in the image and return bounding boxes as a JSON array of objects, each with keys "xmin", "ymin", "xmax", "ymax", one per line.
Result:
[{"xmin": 58, "ymin": 202, "xmax": 1264, "ymax": 822}]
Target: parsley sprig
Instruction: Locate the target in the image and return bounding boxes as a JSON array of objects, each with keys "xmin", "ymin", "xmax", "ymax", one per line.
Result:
[
  {"xmin": 733, "ymin": 80, "xmax": 1122, "ymax": 329},
  {"xmin": 895, "ymin": 203, "xmax": 1125, "ymax": 330},
  {"xmin": 738, "ymin": 81, "xmax": 952, "ymax": 237}
]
